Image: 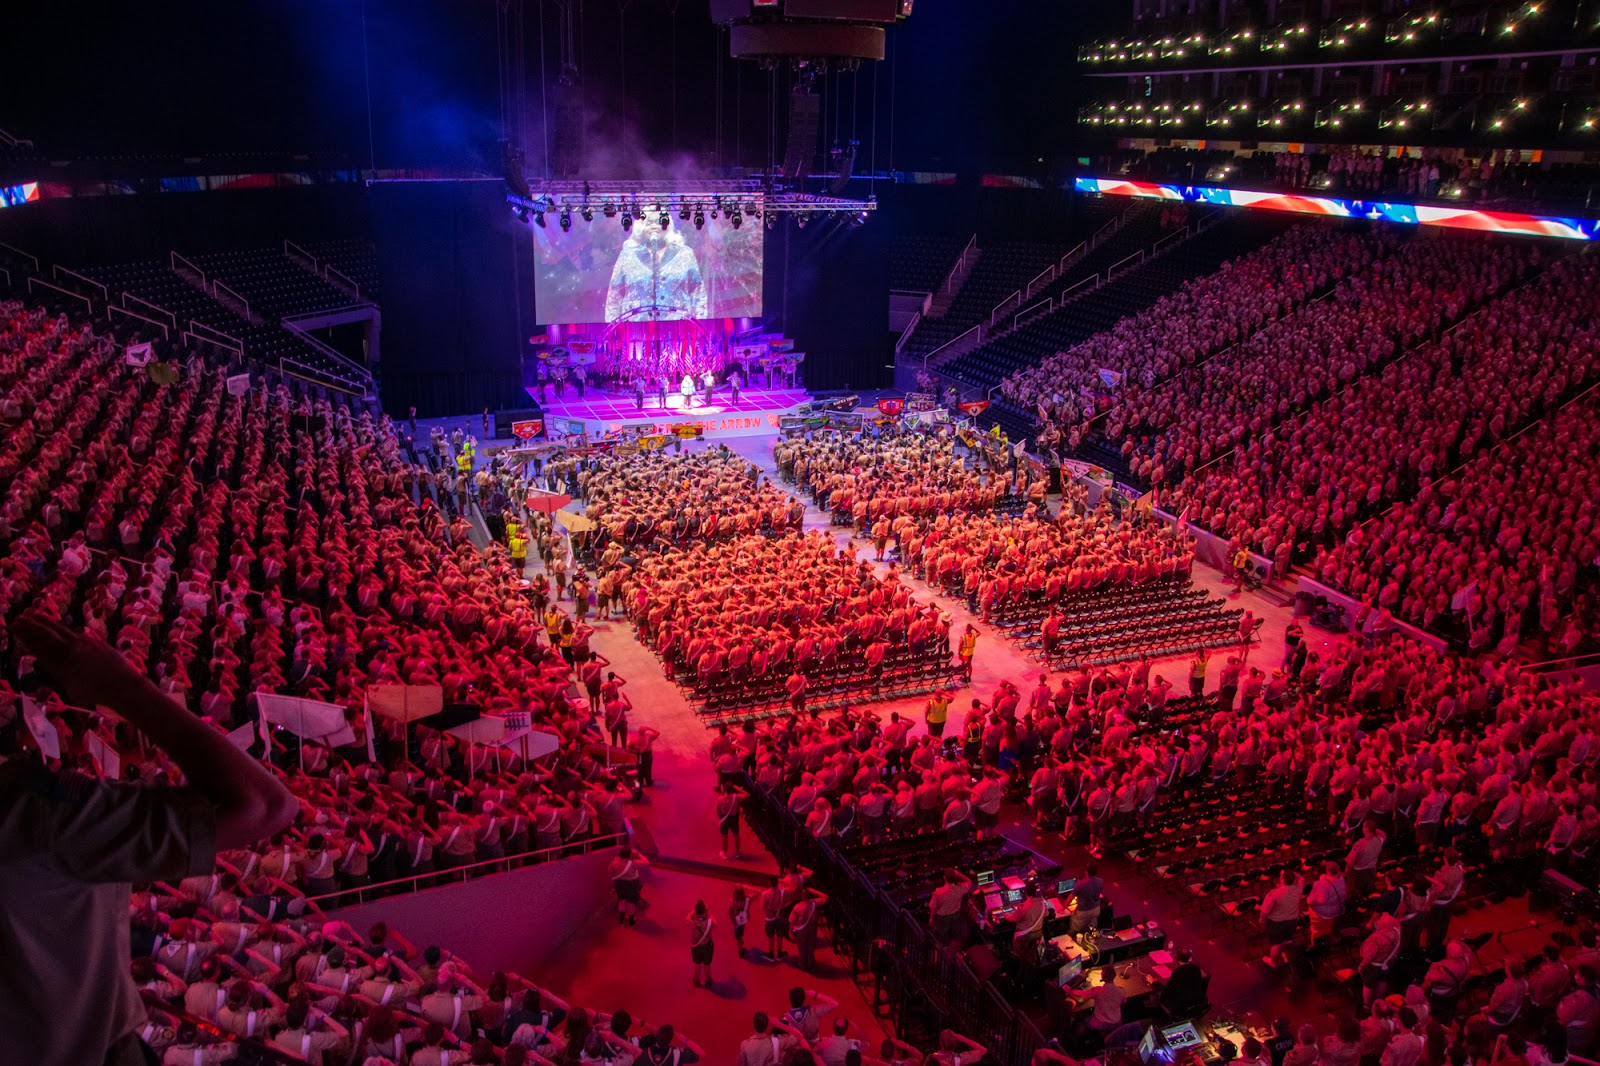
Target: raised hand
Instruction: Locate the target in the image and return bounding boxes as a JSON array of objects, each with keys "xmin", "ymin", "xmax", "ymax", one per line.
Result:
[{"xmin": 14, "ymin": 612, "xmax": 150, "ymax": 709}]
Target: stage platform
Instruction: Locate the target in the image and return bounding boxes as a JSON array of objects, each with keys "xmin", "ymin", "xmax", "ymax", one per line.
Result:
[{"xmin": 528, "ymin": 385, "xmax": 809, "ymax": 439}]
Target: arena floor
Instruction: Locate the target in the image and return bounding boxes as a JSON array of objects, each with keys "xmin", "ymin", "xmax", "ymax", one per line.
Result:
[{"xmin": 418, "ymin": 423, "xmax": 1548, "ymax": 1057}]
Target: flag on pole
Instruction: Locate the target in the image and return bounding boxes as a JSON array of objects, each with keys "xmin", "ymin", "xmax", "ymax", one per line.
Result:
[
  {"xmin": 254, "ymin": 695, "xmax": 272, "ymax": 759},
  {"xmin": 21, "ymin": 697, "xmax": 61, "ymax": 761},
  {"xmin": 226, "ymin": 722, "xmax": 257, "ymax": 753},
  {"xmin": 85, "ymin": 731, "xmax": 121, "ymax": 780},
  {"xmin": 363, "ymin": 693, "xmax": 377, "ymax": 764}
]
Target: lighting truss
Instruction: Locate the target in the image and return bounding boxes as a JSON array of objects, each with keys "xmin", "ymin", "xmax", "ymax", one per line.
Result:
[{"xmin": 507, "ymin": 178, "xmax": 875, "ymax": 219}]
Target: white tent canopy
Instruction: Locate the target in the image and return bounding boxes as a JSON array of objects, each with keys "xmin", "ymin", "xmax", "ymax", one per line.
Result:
[{"xmin": 255, "ymin": 694, "xmax": 348, "ymax": 738}]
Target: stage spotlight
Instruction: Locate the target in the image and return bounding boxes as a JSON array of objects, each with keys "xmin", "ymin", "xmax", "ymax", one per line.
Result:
[
  {"xmin": 709, "ymin": 200, "xmax": 719, "ymax": 220},
  {"xmin": 693, "ymin": 210, "xmax": 706, "ymax": 230},
  {"xmin": 621, "ymin": 211, "xmax": 632, "ymax": 230},
  {"xmin": 731, "ymin": 210, "xmax": 743, "ymax": 229},
  {"xmin": 602, "ymin": 202, "xmax": 617, "ymax": 218},
  {"xmin": 765, "ymin": 214, "xmax": 777, "ymax": 230},
  {"xmin": 559, "ymin": 210, "xmax": 572, "ymax": 231},
  {"xmin": 534, "ymin": 212, "xmax": 546, "ymax": 228},
  {"xmin": 796, "ymin": 215, "xmax": 810, "ymax": 228},
  {"xmin": 679, "ymin": 205, "xmax": 690, "ymax": 220},
  {"xmin": 515, "ymin": 206, "xmax": 530, "ymax": 223},
  {"xmin": 659, "ymin": 213, "xmax": 670, "ymax": 229},
  {"xmin": 581, "ymin": 206, "xmax": 594, "ymax": 222}
]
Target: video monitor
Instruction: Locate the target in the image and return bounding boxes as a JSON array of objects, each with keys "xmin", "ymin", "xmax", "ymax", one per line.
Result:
[{"xmin": 533, "ymin": 212, "xmax": 763, "ymax": 323}]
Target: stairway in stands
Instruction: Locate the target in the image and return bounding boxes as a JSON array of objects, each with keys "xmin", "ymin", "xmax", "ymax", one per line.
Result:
[
  {"xmin": 997, "ymin": 201, "xmax": 1172, "ymax": 321},
  {"xmin": 898, "ymin": 241, "xmax": 1067, "ymax": 364},
  {"xmin": 86, "ymin": 255, "xmax": 374, "ymax": 395}
]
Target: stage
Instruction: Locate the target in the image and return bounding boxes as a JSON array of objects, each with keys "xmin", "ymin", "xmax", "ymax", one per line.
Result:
[{"xmin": 528, "ymin": 384, "xmax": 810, "ymax": 439}]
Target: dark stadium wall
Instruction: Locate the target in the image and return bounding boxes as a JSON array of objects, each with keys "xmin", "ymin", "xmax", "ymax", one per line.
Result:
[
  {"xmin": 765, "ymin": 215, "xmax": 891, "ymax": 393},
  {"xmin": 0, "ymin": 0, "xmax": 500, "ymax": 170},
  {"xmin": 0, "ymin": 185, "xmax": 372, "ymax": 267},
  {"xmin": 878, "ymin": 182, "xmax": 1083, "ymax": 246},
  {"xmin": 369, "ymin": 180, "xmax": 536, "ymax": 418}
]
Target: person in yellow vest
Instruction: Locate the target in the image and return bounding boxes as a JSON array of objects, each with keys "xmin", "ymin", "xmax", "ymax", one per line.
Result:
[
  {"xmin": 544, "ymin": 605, "xmax": 564, "ymax": 646},
  {"xmin": 1231, "ymin": 545, "xmax": 1251, "ymax": 595},
  {"xmin": 925, "ymin": 690, "xmax": 951, "ymax": 740},
  {"xmin": 957, "ymin": 624, "xmax": 978, "ymax": 684},
  {"xmin": 1189, "ymin": 647, "xmax": 1210, "ymax": 698},
  {"xmin": 455, "ymin": 449, "xmax": 472, "ymax": 485},
  {"xmin": 509, "ymin": 531, "xmax": 528, "ymax": 573}
]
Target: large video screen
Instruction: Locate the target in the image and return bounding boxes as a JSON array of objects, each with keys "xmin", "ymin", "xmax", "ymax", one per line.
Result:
[
  {"xmin": 1075, "ymin": 177, "xmax": 1600, "ymax": 241},
  {"xmin": 533, "ymin": 213, "xmax": 764, "ymax": 324}
]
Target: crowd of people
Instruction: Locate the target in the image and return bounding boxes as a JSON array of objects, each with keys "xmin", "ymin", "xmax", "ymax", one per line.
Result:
[
  {"xmin": 1316, "ymin": 392, "xmax": 1600, "ymax": 656},
  {"xmin": 0, "ymin": 300, "xmax": 692, "ymax": 1064},
  {"xmin": 1108, "ymin": 234, "xmax": 1538, "ymax": 487},
  {"xmin": 1003, "ymin": 224, "xmax": 1378, "ymax": 439},
  {"xmin": 578, "ymin": 448, "xmax": 806, "ymax": 548},
  {"xmin": 996, "ymin": 216, "xmax": 1598, "ymax": 650},
  {"xmin": 1138, "ymin": 248, "xmax": 1599, "ymax": 650},
  {"xmin": 6, "ymin": 190, "xmax": 1600, "ymax": 1066},
  {"xmin": 775, "ymin": 430, "xmax": 1007, "ymax": 528},
  {"xmin": 1263, "ymin": 145, "xmax": 1549, "ymax": 202},
  {"xmin": 908, "ymin": 503, "xmax": 1195, "ymax": 617},
  {"xmin": 714, "ymin": 604, "xmax": 1600, "ymax": 1049},
  {"xmin": 719, "ymin": 620, "xmax": 1599, "ymax": 871},
  {"xmin": 131, "ymin": 899, "xmax": 717, "ymax": 1066},
  {"xmin": 627, "ymin": 530, "xmax": 953, "ymax": 704}
]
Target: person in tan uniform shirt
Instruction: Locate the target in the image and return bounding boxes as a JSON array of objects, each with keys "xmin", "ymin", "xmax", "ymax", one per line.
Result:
[{"xmin": 0, "ymin": 616, "xmax": 296, "ymax": 1066}]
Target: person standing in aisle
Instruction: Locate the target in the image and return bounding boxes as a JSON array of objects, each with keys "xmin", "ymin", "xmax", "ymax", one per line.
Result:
[
  {"xmin": 958, "ymin": 625, "xmax": 978, "ymax": 684},
  {"xmin": 925, "ymin": 689, "xmax": 951, "ymax": 742},
  {"xmin": 687, "ymin": 900, "xmax": 716, "ymax": 988}
]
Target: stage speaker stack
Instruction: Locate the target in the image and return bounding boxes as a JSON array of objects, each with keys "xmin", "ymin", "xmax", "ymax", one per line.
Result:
[
  {"xmin": 827, "ymin": 139, "xmax": 858, "ymax": 195},
  {"xmin": 783, "ymin": 92, "xmax": 822, "ymax": 183}
]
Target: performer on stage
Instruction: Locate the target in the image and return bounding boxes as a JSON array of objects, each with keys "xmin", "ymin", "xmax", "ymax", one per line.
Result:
[{"xmin": 681, "ymin": 373, "xmax": 696, "ymax": 408}]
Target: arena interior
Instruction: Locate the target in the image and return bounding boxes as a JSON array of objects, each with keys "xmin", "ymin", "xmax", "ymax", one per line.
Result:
[{"xmin": 3, "ymin": 2, "xmax": 1600, "ymax": 1065}]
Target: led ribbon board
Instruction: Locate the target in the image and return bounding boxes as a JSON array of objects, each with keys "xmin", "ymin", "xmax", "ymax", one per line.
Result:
[
  {"xmin": 1075, "ymin": 176, "xmax": 1600, "ymax": 241},
  {"xmin": 0, "ymin": 182, "xmax": 39, "ymax": 209}
]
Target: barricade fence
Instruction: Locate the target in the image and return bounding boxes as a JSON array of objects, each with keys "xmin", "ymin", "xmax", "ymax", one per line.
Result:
[{"xmin": 740, "ymin": 774, "xmax": 1050, "ymax": 1066}]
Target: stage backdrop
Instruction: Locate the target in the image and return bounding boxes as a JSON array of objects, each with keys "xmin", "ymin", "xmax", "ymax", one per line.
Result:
[{"xmin": 532, "ymin": 213, "xmax": 763, "ymax": 324}]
